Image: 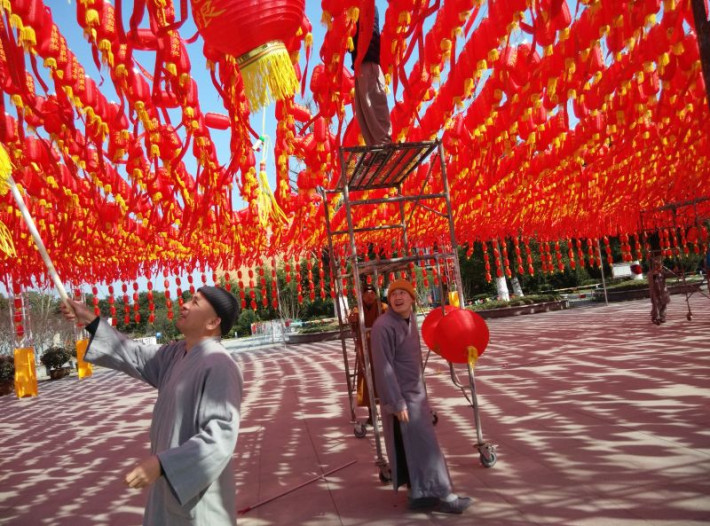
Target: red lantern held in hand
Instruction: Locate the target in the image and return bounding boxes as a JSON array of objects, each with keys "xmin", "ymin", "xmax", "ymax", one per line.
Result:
[{"xmin": 190, "ymin": 0, "xmax": 304, "ymax": 111}]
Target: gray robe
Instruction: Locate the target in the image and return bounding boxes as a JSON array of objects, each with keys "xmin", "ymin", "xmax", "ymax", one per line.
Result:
[
  {"xmin": 370, "ymin": 309, "xmax": 452, "ymax": 499},
  {"xmin": 86, "ymin": 320, "xmax": 243, "ymax": 525}
]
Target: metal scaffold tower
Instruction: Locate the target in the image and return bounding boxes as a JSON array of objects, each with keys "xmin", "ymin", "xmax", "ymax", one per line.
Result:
[{"xmin": 320, "ymin": 140, "xmax": 496, "ymax": 483}]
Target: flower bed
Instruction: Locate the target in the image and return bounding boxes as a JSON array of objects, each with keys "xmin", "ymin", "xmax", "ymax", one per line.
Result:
[{"xmin": 472, "ymin": 299, "xmax": 570, "ymax": 319}]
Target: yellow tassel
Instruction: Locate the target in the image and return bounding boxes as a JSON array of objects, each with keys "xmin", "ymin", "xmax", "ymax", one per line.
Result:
[
  {"xmin": 467, "ymin": 346, "xmax": 479, "ymax": 369},
  {"xmin": 236, "ymin": 41, "xmax": 299, "ymax": 112},
  {"xmin": 85, "ymin": 9, "xmax": 99, "ymax": 26},
  {"xmin": 0, "ymin": 146, "xmax": 16, "ymax": 256},
  {"xmin": 9, "ymin": 14, "xmax": 21, "ymax": 30},
  {"xmin": 0, "ymin": 220, "xmax": 16, "ymax": 257},
  {"xmin": 20, "ymin": 26, "xmax": 36, "ymax": 48},
  {"xmin": 0, "ymin": 143, "xmax": 13, "ymax": 196},
  {"xmin": 256, "ymin": 168, "xmax": 288, "ymax": 227}
]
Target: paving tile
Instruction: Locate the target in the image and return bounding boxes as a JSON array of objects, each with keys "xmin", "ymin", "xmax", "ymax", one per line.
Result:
[{"xmin": 0, "ymin": 295, "xmax": 708, "ymax": 525}]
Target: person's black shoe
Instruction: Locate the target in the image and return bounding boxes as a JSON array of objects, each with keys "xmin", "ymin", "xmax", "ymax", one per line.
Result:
[
  {"xmin": 435, "ymin": 496, "xmax": 473, "ymax": 514},
  {"xmin": 407, "ymin": 497, "xmax": 438, "ymax": 511}
]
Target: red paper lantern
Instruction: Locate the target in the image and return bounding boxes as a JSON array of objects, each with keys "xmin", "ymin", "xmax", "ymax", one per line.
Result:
[
  {"xmin": 190, "ymin": 0, "xmax": 304, "ymax": 110},
  {"xmin": 421, "ymin": 305, "xmax": 456, "ymax": 351},
  {"xmin": 430, "ymin": 308, "xmax": 490, "ymax": 364}
]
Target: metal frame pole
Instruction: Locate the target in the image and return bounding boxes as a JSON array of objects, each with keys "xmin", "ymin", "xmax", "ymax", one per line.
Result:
[{"xmin": 341, "ymin": 153, "xmax": 387, "ymax": 475}]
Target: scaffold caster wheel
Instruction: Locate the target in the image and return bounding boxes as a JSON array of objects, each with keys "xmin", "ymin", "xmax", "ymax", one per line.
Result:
[
  {"xmin": 353, "ymin": 423, "xmax": 367, "ymax": 438},
  {"xmin": 432, "ymin": 411, "xmax": 439, "ymax": 425},
  {"xmin": 378, "ymin": 466, "xmax": 392, "ymax": 484},
  {"xmin": 479, "ymin": 444, "xmax": 497, "ymax": 468}
]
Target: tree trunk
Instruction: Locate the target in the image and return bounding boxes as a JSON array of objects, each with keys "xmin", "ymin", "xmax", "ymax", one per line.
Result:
[{"xmin": 495, "ymin": 277, "xmax": 510, "ymax": 302}]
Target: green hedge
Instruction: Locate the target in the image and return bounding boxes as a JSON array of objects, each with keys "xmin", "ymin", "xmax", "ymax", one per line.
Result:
[
  {"xmin": 0, "ymin": 355, "xmax": 14, "ymax": 382},
  {"xmin": 469, "ymin": 293, "xmax": 562, "ymax": 311},
  {"xmin": 297, "ymin": 320, "xmax": 340, "ymax": 334}
]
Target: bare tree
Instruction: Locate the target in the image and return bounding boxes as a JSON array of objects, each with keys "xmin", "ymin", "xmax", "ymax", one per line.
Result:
[
  {"xmin": 0, "ymin": 296, "xmax": 13, "ymax": 357},
  {"xmin": 24, "ymin": 292, "xmax": 73, "ymax": 354}
]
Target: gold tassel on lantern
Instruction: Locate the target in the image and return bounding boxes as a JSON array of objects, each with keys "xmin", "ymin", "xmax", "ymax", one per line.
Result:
[
  {"xmin": 236, "ymin": 41, "xmax": 299, "ymax": 111},
  {"xmin": 256, "ymin": 163, "xmax": 288, "ymax": 228},
  {"xmin": 0, "ymin": 145, "xmax": 17, "ymax": 257}
]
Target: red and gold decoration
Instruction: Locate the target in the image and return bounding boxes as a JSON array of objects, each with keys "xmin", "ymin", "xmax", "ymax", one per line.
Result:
[
  {"xmin": 0, "ymin": 0, "xmax": 707, "ymax": 301},
  {"xmin": 422, "ymin": 306, "xmax": 490, "ymax": 367}
]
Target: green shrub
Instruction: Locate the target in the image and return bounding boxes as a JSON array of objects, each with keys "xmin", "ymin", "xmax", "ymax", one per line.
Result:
[
  {"xmin": 298, "ymin": 321, "xmax": 340, "ymax": 334},
  {"xmin": 235, "ymin": 310, "xmax": 260, "ymax": 337},
  {"xmin": 469, "ymin": 294, "xmax": 561, "ymax": 311},
  {"xmin": 0, "ymin": 355, "xmax": 14, "ymax": 382},
  {"xmin": 40, "ymin": 347, "xmax": 72, "ymax": 370},
  {"xmin": 602, "ymin": 279, "xmax": 649, "ymax": 291}
]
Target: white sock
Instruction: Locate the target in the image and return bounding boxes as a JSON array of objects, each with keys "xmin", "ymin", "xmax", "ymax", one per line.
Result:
[{"xmin": 443, "ymin": 493, "xmax": 458, "ymax": 502}]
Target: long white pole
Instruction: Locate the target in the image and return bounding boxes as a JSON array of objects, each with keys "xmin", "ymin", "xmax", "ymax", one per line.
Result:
[{"xmin": 8, "ymin": 176, "xmax": 69, "ymax": 302}]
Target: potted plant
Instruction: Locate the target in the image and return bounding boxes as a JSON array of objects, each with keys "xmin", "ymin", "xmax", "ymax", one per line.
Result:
[
  {"xmin": 0, "ymin": 355, "xmax": 14, "ymax": 395},
  {"xmin": 40, "ymin": 346, "xmax": 72, "ymax": 380}
]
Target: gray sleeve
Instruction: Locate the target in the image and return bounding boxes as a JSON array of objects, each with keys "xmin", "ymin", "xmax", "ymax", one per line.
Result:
[
  {"xmin": 84, "ymin": 319, "xmax": 164, "ymax": 387},
  {"xmin": 158, "ymin": 354, "xmax": 243, "ymax": 505},
  {"xmin": 371, "ymin": 319, "xmax": 407, "ymax": 414}
]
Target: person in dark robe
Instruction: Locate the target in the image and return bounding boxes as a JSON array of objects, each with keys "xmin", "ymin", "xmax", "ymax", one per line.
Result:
[
  {"xmin": 351, "ymin": 3, "xmax": 392, "ymax": 146},
  {"xmin": 348, "ymin": 282, "xmax": 386, "ymax": 424},
  {"xmin": 370, "ymin": 279, "xmax": 472, "ymax": 514},
  {"xmin": 648, "ymin": 256, "xmax": 671, "ymax": 324},
  {"xmin": 61, "ymin": 286, "xmax": 242, "ymax": 525}
]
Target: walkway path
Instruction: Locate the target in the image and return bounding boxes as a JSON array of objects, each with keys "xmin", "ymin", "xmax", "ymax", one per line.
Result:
[{"xmin": 0, "ymin": 296, "xmax": 708, "ymax": 525}]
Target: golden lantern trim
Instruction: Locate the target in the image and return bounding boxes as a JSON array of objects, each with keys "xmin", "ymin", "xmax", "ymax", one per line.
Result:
[{"xmin": 236, "ymin": 40, "xmax": 299, "ymax": 111}]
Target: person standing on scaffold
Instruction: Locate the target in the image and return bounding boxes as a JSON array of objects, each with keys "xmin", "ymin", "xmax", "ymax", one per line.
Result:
[
  {"xmin": 351, "ymin": 2, "xmax": 392, "ymax": 146},
  {"xmin": 648, "ymin": 255, "xmax": 671, "ymax": 325}
]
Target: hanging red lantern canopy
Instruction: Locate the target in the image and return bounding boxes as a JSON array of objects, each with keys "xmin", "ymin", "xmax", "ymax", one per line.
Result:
[{"xmin": 190, "ymin": 0, "xmax": 305, "ymax": 111}]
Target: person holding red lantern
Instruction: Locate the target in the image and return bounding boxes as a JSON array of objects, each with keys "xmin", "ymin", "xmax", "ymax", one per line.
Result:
[
  {"xmin": 648, "ymin": 256, "xmax": 671, "ymax": 325},
  {"xmin": 370, "ymin": 279, "xmax": 472, "ymax": 514},
  {"xmin": 60, "ymin": 286, "xmax": 242, "ymax": 525},
  {"xmin": 351, "ymin": 4, "xmax": 392, "ymax": 146}
]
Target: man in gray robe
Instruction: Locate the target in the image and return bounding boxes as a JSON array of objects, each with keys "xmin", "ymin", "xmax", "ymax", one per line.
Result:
[
  {"xmin": 61, "ymin": 286, "xmax": 243, "ymax": 525},
  {"xmin": 371, "ymin": 279, "xmax": 472, "ymax": 514}
]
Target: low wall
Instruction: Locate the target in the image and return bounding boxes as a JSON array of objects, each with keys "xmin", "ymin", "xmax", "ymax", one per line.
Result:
[
  {"xmin": 475, "ymin": 300, "xmax": 570, "ymax": 319},
  {"xmin": 593, "ymin": 282, "xmax": 702, "ymax": 302}
]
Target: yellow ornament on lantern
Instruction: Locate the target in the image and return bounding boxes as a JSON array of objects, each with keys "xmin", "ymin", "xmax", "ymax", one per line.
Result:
[{"xmin": 191, "ymin": 0, "xmax": 304, "ymax": 111}]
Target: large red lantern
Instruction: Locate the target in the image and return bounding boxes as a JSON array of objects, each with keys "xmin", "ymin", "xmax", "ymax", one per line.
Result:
[
  {"xmin": 422, "ymin": 307, "xmax": 490, "ymax": 365},
  {"xmin": 421, "ymin": 305, "xmax": 456, "ymax": 350},
  {"xmin": 190, "ymin": 0, "xmax": 304, "ymax": 110}
]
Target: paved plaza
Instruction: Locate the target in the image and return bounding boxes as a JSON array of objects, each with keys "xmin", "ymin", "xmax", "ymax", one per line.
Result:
[{"xmin": 0, "ymin": 296, "xmax": 709, "ymax": 526}]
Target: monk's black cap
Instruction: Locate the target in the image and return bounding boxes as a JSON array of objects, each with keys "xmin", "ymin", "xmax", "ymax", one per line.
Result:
[{"xmin": 198, "ymin": 286, "xmax": 238, "ymax": 336}]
